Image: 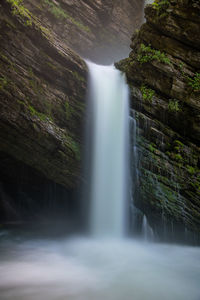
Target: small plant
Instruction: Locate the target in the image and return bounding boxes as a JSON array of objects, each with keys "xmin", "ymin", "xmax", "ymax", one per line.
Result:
[
  {"xmin": 173, "ymin": 140, "xmax": 184, "ymax": 152},
  {"xmin": 178, "ymin": 62, "xmax": 186, "ymax": 75},
  {"xmin": 186, "ymin": 165, "xmax": 196, "ymax": 175},
  {"xmin": 187, "ymin": 73, "xmax": 200, "ymax": 92},
  {"xmin": 174, "ymin": 153, "xmax": 183, "ymax": 162},
  {"xmin": 141, "ymin": 85, "xmax": 155, "ymax": 103},
  {"xmin": 152, "ymin": 0, "xmax": 170, "ymax": 12},
  {"xmin": 149, "ymin": 143, "xmax": 157, "ymax": 153},
  {"xmin": 168, "ymin": 99, "xmax": 181, "ymax": 112},
  {"xmin": 137, "ymin": 44, "xmax": 171, "ymax": 65}
]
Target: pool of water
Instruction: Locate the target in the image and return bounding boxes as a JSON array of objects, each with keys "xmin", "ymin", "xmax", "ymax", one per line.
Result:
[{"xmin": 0, "ymin": 232, "xmax": 199, "ymax": 300}]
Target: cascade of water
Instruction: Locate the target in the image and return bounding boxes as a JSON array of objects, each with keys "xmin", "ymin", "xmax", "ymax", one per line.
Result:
[
  {"xmin": 86, "ymin": 61, "xmax": 130, "ymax": 238},
  {"xmin": 129, "ymin": 110, "xmax": 140, "ymax": 232},
  {"xmin": 129, "ymin": 109, "xmax": 155, "ymax": 239},
  {"xmin": 142, "ymin": 214, "xmax": 154, "ymax": 241}
]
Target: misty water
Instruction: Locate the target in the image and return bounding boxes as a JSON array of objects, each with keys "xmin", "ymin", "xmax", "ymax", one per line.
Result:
[
  {"xmin": 87, "ymin": 62, "xmax": 129, "ymax": 237},
  {"xmin": 0, "ymin": 235, "xmax": 200, "ymax": 300},
  {"xmin": 0, "ymin": 64, "xmax": 200, "ymax": 300}
]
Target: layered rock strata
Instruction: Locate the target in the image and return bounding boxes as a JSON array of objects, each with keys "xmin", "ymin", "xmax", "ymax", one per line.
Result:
[
  {"xmin": 0, "ymin": 0, "xmax": 87, "ymax": 189},
  {"xmin": 25, "ymin": 0, "xmax": 144, "ymax": 64},
  {"xmin": 117, "ymin": 0, "xmax": 200, "ymax": 241},
  {"xmin": 0, "ymin": 0, "xmax": 145, "ymax": 223}
]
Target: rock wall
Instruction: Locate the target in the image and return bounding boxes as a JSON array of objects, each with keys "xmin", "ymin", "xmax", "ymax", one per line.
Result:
[
  {"xmin": 0, "ymin": 0, "xmax": 88, "ymax": 224},
  {"xmin": 0, "ymin": 0, "xmax": 87, "ymax": 190},
  {"xmin": 25, "ymin": 0, "xmax": 144, "ymax": 64},
  {"xmin": 0, "ymin": 0, "xmax": 144, "ymax": 223},
  {"xmin": 116, "ymin": 0, "xmax": 200, "ymax": 242}
]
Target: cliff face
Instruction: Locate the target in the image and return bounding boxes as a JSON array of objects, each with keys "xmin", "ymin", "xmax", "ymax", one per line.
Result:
[
  {"xmin": 0, "ymin": 0, "xmax": 144, "ymax": 223},
  {"xmin": 0, "ymin": 0, "xmax": 87, "ymax": 189},
  {"xmin": 0, "ymin": 0, "xmax": 144, "ymax": 190},
  {"xmin": 25, "ymin": 0, "xmax": 144, "ymax": 64},
  {"xmin": 117, "ymin": 0, "xmax": 200, "ymax": 241},
  {"xmin": 0, "ymin": 0, "xmax": 89, "ymax": 222}
]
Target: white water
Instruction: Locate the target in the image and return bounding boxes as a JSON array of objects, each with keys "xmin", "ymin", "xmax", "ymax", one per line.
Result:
[
  {"xmin": 87, "ymin": 62, "xmax": 129, "ymax": 237},
  {"xmin": 142, "ymin": 214, "xmax": 154, "ymax": 241},
  {"xmin": 0, "ymin": 237, "xmax": 200, "ymax": 300}
]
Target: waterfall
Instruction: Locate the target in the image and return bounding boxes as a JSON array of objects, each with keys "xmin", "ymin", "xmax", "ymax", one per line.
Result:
[
  {"xmin": 142, "ymin": 215, "xmax": 154, "ymax": 241},
  {"xmin": 86, "ymin": 61, "xmax": 130, "ymax": 237}
]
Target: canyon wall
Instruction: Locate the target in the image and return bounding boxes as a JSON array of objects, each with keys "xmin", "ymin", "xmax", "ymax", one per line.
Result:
[
  {"xmin": 0, "ymin": 0, "xmax": 143, "ymax": 222},
  {"xmin": 117, "ymin": 0, "xmax": 200, "ymax": 242},
  {"xmin": 25, "ymin": 0, "xmax": 144, "ymax": 64}
]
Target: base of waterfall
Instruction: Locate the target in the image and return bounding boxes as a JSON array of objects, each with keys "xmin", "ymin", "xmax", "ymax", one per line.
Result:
[{"xmin": 0, "ymin": 234, "xmax": 199, "ymax": 300}]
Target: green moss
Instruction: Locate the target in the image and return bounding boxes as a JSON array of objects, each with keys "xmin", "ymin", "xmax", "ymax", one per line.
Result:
[
  {"xmin": 0, "ymin": 53, "xmax": 13, "ymax": 65},
  {"xmin": 186, "ymin": 165, "xmax": 196, "ymax": 175},
  {"xmin": 6, "ymin": 0, "xmax": 52, "ymax": 37},
  {"xmin": 173, "ymin": 153, "xmax": 183, "ymax": 162},
  {"xmin": 17, "ymin": 99, "xmax": 26, "ymax": 106},
  {"xmin": 70, "ymin": 18, "xmax": 91, "ymax": 33},
  {"xmin": 190, "ymin": 179, "xmax": 200, "ymax": 193},
  {"xmin": 173, "ymin": 140, "xmax": 184, "ymax": 148},
  {"xmin": 165, "ymin": 140, "xmax": 187, "ymax": 165},
  {"xmin": 137, "ymin": 44, "xmax": 171, "ymax": 65},
  {"xmin": 140, "ymin": 168, "xmax": 183, "ymax": 219},
  {"xmin": 29, "ymin": 105, "xmax": 51, "ymax": 122},
  {"xmin": 187, "ymin": 73, "xmax": 200, "ymax": 92},
  {"xmin": 6, "ymin": 0, "xmax": 33, "ymax": 26},
  {"xmin": 0, "ymin": 76, "xmax": 8, "ymax": 90},
  {"xmin": 173, "ymin": 140, "xmax": 184, "ymax": 152},
  {"xmin": 149, "ymin": 143, "xmax": 157, "ymax": 153},
  {"xmin": 178, "ymin": 62, "xmax": 185, "ymax": 75},
  {"xmin": 70, "ymin": 140, "xmax": 80, "ymax": 161},
  {"xmin": 39, "ymin": 25, "xmax": 51, "ymax": 38},
  {"xmin": 44, "ymin": 0, "xmax": 68, "ymax": 19},
  {"xmin": 141, "ymin": 85, "xmax": 155, "ymax": 103},
  {"xmin": 65, "ymin": 135, "xmax": 81, "ymax": 161},
  {"xmin": 46, "ymin": 61, "xmax": 57, "ymax": 70},
  {"xmin": 168, "ymin": 99, "xmax": 181, "ymax": 112},
  {"xmin": 43, "ymin": 0, "xmax": 90, "ymax": 33},
  {"xmin": 72, "ymin": 71, "xmax": 85, "ymax": 83},
  {"xmin": 152, "ymin": 0, "xmax": 170, "ymax": 13},
  {"xmin": 64, "ymin": 98, "xmax": 85, "ymax": 126},
  {"xmin": 65, "ymin": 100, "xmax": 73, "ymax": 121}
]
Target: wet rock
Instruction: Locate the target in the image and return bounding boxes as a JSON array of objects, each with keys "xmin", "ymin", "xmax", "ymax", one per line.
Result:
[
  {"xmin": 117, "ymin": 0, "xmax": 200, "ymax": 240},
  {"xmin": 0, "ymin": 1, "xmax": 87, "ymax": 189}
]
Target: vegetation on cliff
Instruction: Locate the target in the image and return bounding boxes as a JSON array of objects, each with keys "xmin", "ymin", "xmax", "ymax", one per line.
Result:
[
  {"xmin": 0, "ymin": 0, "xmax": 87, "ymax": 189},
  {"xmin": 116, "ymin": 0, "xmax": 200, "ymax": 240}
]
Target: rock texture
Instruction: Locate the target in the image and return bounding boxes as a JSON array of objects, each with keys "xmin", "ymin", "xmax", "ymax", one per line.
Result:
[
  {"xmin": 25, "ymin": 0, "xmax": 144, "ymax": 64},
  {"xmin": 117, "ymin": 0, "xmax": 200, "ymax": 242},
  {"xmin": 0, "ymin": 0, "xmax": 87, "ymax": 189},
  {"xmin": 0, "ymin": 0, "xmax": 144, "ymax": 223}
]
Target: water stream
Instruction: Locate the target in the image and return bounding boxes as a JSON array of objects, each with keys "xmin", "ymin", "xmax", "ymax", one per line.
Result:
[
  {"xmin": 0, "ymin": 64, "xmax": 200, "ymax": 300},
  {"xmin": 87, "ymin": 62, "xmax": 129, "ymax": 237}
]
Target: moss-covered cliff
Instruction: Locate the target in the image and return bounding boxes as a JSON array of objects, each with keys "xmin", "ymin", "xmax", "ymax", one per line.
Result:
[
  {"xmin": 117, "ymin": 0, "xmax": 200, "ymax": 242},
  {"xmin": 0, "ymin": 0, "xmax": 87, "ymax": 189}
]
